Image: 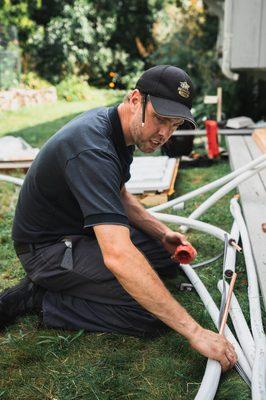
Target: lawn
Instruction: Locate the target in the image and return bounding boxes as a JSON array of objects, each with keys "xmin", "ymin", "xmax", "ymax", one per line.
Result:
[
  {"xmin": 0, "ymin": 89, "xmax": 258, "ymax": 399},
  {"xmin": 0, "ymin": 87, "xmax": 123, "ymax": 147}
]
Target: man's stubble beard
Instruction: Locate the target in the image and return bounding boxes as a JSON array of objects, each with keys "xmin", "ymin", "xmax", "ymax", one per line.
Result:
[{"xmin": 129, "ymin": 114, "xmax": 153, "ymax": 153}]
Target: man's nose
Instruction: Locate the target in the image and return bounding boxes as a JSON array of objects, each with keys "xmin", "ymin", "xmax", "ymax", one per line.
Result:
[{"xmin": 159, "ymin": 126, "xmax": 173, "ymax": 142}]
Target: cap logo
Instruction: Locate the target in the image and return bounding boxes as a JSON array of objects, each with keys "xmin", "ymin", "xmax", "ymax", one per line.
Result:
[{"xmin": 178, "ymin": 81, "xmax": 190, "ymax": 98}]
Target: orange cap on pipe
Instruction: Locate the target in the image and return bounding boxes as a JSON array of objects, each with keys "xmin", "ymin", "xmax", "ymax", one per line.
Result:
[{"xmin": 172, "ymin": 244, "xmax": 197, "ymax": 264}]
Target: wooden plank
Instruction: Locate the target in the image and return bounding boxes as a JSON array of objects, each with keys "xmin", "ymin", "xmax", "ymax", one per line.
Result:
[
  {"xmin": 226, "ymin": 136, "xmax": 251, "ymax": 169},
  {"xmin": 137, "ymin": 192, "xmax": 168, "ymax": 207},
  {"xmin": 252, "ymin": 128, "xmax": 266, "ymax": 154},
  {"xmin": 167, "ymin": 159, "xmax": 179, "ymax": 196},
  {"xmin": 0, "ymin": 161, "xmax": 32, "ymax": 169},
  {"xmin": 226, "ymin": 136, "xmax": 266, "ymax": 308},
  {"xmin": 245, "ymin": 136, "xmax": 266, "ymax": 191}
]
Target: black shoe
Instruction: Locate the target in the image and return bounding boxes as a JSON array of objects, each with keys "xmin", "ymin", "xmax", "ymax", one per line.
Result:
[{"xmin": 0, "ymin": 276, "xmax": 45, "ymax": 330}]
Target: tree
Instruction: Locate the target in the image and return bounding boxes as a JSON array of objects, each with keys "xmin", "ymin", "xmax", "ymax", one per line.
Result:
[
  {"xmin": 0, "ymin": 0, "xmax": 164, "ymax": 87},
  {"xmin": 18, "ymin": 0, "xmax": 162, "ymax": 86}
]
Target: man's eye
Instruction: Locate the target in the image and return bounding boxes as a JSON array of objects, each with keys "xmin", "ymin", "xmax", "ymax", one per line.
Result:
[
  {"xmin": 155, "ymin": 116, "xmax": 164, "ymax": 123},
  {"xmin": 174, "ymin": 121, "xmax": 184, "ymax": 128}
]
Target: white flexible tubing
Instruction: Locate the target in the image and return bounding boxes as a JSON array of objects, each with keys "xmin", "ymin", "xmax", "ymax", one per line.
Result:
[
  {"xmin": 149, "ymin": 154, "xmax": 266, "ymax": 213},
  {"xmin": 0, "ymin": 174, "xmax": 24, "ymax": 186},
  {"xmin": 194, "ymin": 359, "xmax": 221, "ymax": 400},
  {"xmin": 148, "ymin": 212, "xmax": 233, "ymax": 242},
  {"xmin": 224, "ymin": 221, "xmax": 239, "ymax": 277},
  {"xmin": 179, "ymin": 263, "xmax": 252, "ymax": 383},
  {"xmin": 189, "ymin": 228, "xmax": 250, "ymax": 400},
  {"xmin": 180, "ymin": 160, "xmax": 266, "ymax": 233},
  {"xmin": 176, "ymin": 157, "xmax": 266, "ymax": 214},
  {"xmin": 230, "ymin": 199, "xmax": 266, "ymax": 400},
  {"xmin": 217, "ymin": 280, "xmax": 255, "ymax": 368},
  {"xmin": 230, "ymin": 199, "xmax": 265, "ymax": 341}
]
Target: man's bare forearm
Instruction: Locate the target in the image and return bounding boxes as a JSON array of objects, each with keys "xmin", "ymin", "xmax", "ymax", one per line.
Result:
[
  {"xmin": 118, "ymin": 249, "xmax": 200, "ymax": 338},
  {"xmin": 95, "ymin": 225, "xmax": 200, "ymax": 339},
  {"xmin": 121, "ymin": 187, "xmax": 171, "ymax": 241},
  {"xmin": 94, "ymin": 224, "xmax": 238, "ymax": 370}
]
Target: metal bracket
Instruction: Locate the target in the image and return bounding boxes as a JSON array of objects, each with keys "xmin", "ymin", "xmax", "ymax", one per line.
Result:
[{"xmin": 178, "ymin": 283, "xmax": 194, "ymax": 292}]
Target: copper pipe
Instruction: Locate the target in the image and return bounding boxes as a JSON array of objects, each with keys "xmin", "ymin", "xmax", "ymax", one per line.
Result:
[
  {"xmin": 228, "ymin": 239, "xmax": 242, "ymax": 253},
  {"xmin": 219, "ymin": 272, "xmax": 237, "ymax": 335}
]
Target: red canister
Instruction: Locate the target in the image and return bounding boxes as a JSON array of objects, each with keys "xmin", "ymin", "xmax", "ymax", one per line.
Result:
[{"xmin": 205, "ymin": 120, "xmax": 219, "ymax": 158}]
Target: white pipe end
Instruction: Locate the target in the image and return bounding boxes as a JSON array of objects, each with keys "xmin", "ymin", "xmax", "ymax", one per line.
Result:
[
  {"xmin": 173, "ymin": 202, "xmax": 185, "ymax": 210},
  {"xmin": 179, "ymin": 225, "xmax": 189, "ymax": 233}
]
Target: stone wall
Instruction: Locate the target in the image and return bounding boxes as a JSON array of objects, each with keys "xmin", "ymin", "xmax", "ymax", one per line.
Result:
[{"xmin": 0, "ymin": 87, "xmax": 57, "ymax": 111}]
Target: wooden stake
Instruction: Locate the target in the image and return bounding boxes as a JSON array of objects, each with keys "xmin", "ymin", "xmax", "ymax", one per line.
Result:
[{"xmin": 217, "ymin": 87, "xmax": 222, "ymax": 122}]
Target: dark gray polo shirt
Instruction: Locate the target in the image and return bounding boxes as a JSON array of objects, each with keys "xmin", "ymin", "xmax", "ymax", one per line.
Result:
[{"xmin": 12, "ymin": 106, "xmax": 134, "ymax": 243}]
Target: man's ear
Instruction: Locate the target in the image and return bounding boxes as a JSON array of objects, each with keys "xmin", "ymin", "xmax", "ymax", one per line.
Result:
[{"xmin": 129, "ymin": 89, "xmax": 142, "ymax": 110}]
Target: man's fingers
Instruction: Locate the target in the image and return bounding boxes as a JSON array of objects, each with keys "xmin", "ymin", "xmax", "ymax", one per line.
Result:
[
  {"xmin": 220, "ymin": 346, "xmax": 237, "ymax": 372},
  {"xmin": 225, "ymin": 341, "xmax": 237, "ymax": 364},
  {"xmin": 179, "ymin": 235, "xmax": 189, "ymax": 245},
  {"xmin": 220, "ymin": 350, "xmax": 237, "ymax": 372},
  {"xmin": 189, "ymin": 328, "xmax": 237, "ymax": 371},
  {"xmin": 225, "ymin": 347, "xmax": 237, "ymax": 365},
  {"xmin": 228, "ymin": 343, "xmax": 236, "ymax": 354},
  {"xmin": 220, "ymin": 356, "xmax": 231, "ymax": 372},
  {"xmin": 173, "ymin": 232, "xmax": 188, "ymax": 244},
  {"xmin": 220, "ymin": 353, "xmax": 236, "ymax": 372}
]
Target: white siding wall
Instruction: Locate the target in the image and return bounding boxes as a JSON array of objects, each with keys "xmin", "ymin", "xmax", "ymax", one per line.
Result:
[{"xmin": 230, "ymin": 0, "xmax": 266, "ymax": 69}]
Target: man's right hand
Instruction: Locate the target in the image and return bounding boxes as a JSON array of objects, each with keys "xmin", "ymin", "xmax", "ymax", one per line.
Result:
[{"xmin": 189, "ymin": 327, "xmax": 238, "ymax": 371}]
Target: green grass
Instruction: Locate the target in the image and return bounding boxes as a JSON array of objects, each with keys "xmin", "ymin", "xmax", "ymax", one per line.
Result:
[
  {"xmin": 0, "ymin": 87, "xmax": 124, "ymax": 147},
  {"xmin": 0, "ymin": 91, "xmax": 261, "ymax": 399}
]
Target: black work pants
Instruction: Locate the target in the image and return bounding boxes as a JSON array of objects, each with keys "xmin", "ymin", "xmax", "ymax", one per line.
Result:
[{"xmin": 17, "ymin": 226, "xmax": 178, "ymax": 337}]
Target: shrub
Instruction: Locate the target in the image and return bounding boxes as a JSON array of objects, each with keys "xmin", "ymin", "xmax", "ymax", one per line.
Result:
[
  {"xmin": 21, "ymin": 72, "xmax": 51, "ymax": 89},
  {"xmin": 56, "ymin": 75, "xmax": 91, "ymax": 101},
  {"xmin": 0, "ymin": 49, "xmax": 20, "ymax": 90},
  {"xmin": 29, "ymin": 0, "xmax": 116, "ymax": 85}
]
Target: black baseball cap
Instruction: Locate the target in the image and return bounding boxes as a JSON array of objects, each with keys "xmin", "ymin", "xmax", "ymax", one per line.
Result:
[{"xmin": 135, "ymin": 65, "xmax": 196, "ymax": 129}]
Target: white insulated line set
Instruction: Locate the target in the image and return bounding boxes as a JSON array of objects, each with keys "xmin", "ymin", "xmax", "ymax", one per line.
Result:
[
  {"xmin": 1, "ymin": 154, "xmax": 266, "ymax": 399},
  {"xmin": 149, "ymin": 154, "xmax": 266, "ymax": 399}
]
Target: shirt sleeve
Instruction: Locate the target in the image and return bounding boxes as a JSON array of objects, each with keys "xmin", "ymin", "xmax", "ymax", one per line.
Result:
[{"xmin": 64, "ymin": 149, "xmax": 129, "ymax": 228}]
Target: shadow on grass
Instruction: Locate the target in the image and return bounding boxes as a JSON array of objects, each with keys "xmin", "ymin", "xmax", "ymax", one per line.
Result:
[
  {"xmin": 5, "ymin": 98, "xmax": 121, "ymax": 148},
  {"xmin": 9, "ymin": 112, "xmax": 84, "ymax": 148}
]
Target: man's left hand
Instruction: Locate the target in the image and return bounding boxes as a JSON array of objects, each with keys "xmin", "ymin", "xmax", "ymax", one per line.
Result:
[{"xmin": 161, "ymin": 230, "xmax": 190, "ymax": 256}]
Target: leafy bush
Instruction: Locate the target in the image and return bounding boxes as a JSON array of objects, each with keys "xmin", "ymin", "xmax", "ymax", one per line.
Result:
[
  {"xmin": 20, "ymin": 72, "xmax": 51, "ymax": 89},
  {"xmin": 0, "ymin": 25, "xmax": 21, "ymax": 90},
  {"xmin": 28, "ymin": 0, "xmax": 117, "ymax": 84},
  {"xmin": 0, "ymin": 49, "xmax": 20, "ymax": 90},
  {"xmin": 26, "ymin": 0, "xmax": 154, "ymax": 89},
  {"xmin": 56, "ymin": 75, "xmax": 91, "ymax": 101}
]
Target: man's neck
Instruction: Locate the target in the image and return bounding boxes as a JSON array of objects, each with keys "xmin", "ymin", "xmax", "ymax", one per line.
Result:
[{"xmin": 117, "ymin": 103, "xmax": 134, "ymax": 146}]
